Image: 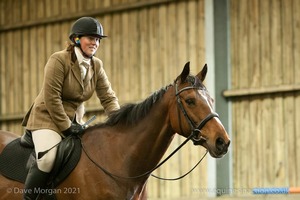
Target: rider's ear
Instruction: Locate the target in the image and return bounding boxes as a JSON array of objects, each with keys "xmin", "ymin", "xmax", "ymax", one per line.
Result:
[
  {"xmin": 197, "ymin": 64, "xmax": 207, "ymax": 82},
  {"xmin": 180, "ymin": 62, "xmax": 190, "ymax": 83}
]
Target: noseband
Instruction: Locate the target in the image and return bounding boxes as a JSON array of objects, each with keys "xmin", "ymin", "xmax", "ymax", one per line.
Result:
[{"xmin": 175, "ymin": 81, "xmax": 219, "ymax": 145}]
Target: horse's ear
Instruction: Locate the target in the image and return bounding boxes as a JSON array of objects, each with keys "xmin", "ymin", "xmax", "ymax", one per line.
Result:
[
  {"xmin": 197, "ymin": 63, "xmax": 207, "ymax": 82},
  {"xmin": 180, "ymin": 62, "xmax": 190, "ymax": 82}
]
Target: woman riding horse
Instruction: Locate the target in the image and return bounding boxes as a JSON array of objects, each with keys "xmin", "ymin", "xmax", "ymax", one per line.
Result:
[
  {"xmin": 21, "ymin": 17, "xmax": 120, "ymax": 199},
  {"xmin": 0, "ymin": 62, "xmax": 230, "ymax": 199}
]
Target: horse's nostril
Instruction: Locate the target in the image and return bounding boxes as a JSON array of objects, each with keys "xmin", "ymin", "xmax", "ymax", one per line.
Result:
[{"xmin": 216, "ymin": 137, "xmax": 226, "ymax": 151}]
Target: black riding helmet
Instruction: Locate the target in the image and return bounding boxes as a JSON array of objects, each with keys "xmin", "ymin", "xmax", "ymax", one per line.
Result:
[{"xmin": 69, "ymin": 17, "xmax": 107, "ymax": 42}]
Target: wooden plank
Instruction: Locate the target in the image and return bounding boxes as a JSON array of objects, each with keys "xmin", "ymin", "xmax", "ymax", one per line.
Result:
[
  {"xmin": 129, "ymin": 11, "xmax": 141, "ymax": 99},
  {"xmin": 176, "ymin": 1, "xmax": 188, "ymax": 68},
  {"xmin": 29, "ymin": 0, "xmax": 36, "ymax": 20},
  {"xmin": 282, "ymin": 0, "xmax": 296, "ymax": 186},
  {"xmin": 52, "ymin": 0, "xmax": 60, "ymax": 16},
  {"xmin": 0, "ymin": 0, "xmax": 4, "ymax": 25},
  {"xmin": 238, "ymin": 0, "xmax": 249, "ymax": 89},
  {"xmin": 14, "ymin": 30, "xmax": 23, "ymax": 114},
  {"xmin": 270, "ymin": 0, "xmax": 283, "ymax": 84},
  {"xmin": 248, "ymin": 0, "xmax": 262, "ymax": 188},
  {"xmin": 121, "ymin": 11, "xmax": 130, "ymax": 101},
  {"xmin": 44, "ymin": 0, "xmax": 53, "ymax": 71},
  {"xmin": 236, "ymin": 0, "xmax": 250, "ymax": 189},
  {"xmin": 229, "ymin": 1, "xmax": 239, "ymax": 188},
  {"xmin": 37, "ymin": 0, "xmax": 44, "ymax": 19},
  {"xmin": 22, "ymin": 33, "xmax": 31, "ymax": 112},
  {"xmin": 4, "ymin": 0, "xmax": 13, "ymax": 25},
  {"xmin": 20, "ymin": 0, "xmax": 30, "ymax": 23},
  {"xmin": 0, "ymin": 0, "xmax": 185, "ymax": 32},
  {"xmin": 111, "ymin": 13, "xmax": 122, "ymax": 99},
  {"xmin": 196, "ymin": 0, "xmax": 205, "ymax": 71},
  {"xmin": 166, "ymin": 2, "xmax": 177, "ymax": 84},
  {"xmin": 101, "ymin": 15, "xmax": 112, "ymax": 84},
  {"xmin": 231, "ymin": 102, "xmax": 239, "ymax": 188},
  {"xmin": 29, "ymin": 27, "xmax": 38, "ymax": 98},
  {"xmin": 271, "ymin": 0, "xmax": 285, "ymax": 186},
  {"xmin": 284, "ymin": 93, "xmax": 296, "ymax": 185},
  {"xmin": 272, "ymin": 96, "xmax": 285, "ymax": 186},
  {"xmin": 7, "ymin": 32, "xmax": 14, "ymax": 115},
  {"xmin": 51, "ymin": 24, "xmax": 62, "ymax": 52},
  {"xmin": 149, "ymin": 6, "xmax": 160, "ymax": 93},
  {"xmin": 158, "ymin": 3, "xmax": 168, "ymax": 85},
  {"xmin": 85, "ymin": 0, "xmax": 95, "ymax": 11},
  {"xmin": 232, "ymin": 1, "xmax": 262, "ymax": 187},
  {"xmin": 67, "ymin": 0, "xmax": 77, "ymax": 13},
  {"xmin": 282, "ymin": 0, "xmax": 294, "ymax": 85},
  {"xmin": 139, "ymin": 8, "xmax": 151, "ymax": 98},
  {"xmin": 223, "ymin": 84, "xmax": 300, "ymax": 98},
  {"xmin": 248, "ymin": 0, "xmax": 260, "ymax": 88},
  {"xmin": 13, "ymin": 0, "xmax": 21, "ymax": 23},
  {"xmin": 293, "ymin": 0, "xmax": 300, "ymax": 85},
  {"xmin": 45, "ymin": 0, "xmax": 53, "ymax": 18},
  {"xmin": 230, "ymin": 0, "xmax": 239, "ymax": 90},
  {"xmin": 230, "ymin": 2, "xmax": 239, "ymax": 189},
  {"xmin": 259, "ymin": 0, "xmax": 272, "ymax": 187},
  {"xmin": 20, "ymin": 1, "xmax": 30, "ymax": 114},
  {"xmin": 0, "ymin": 33, "xmax": 6, "ymax": 115},
  {"xmin": 293, "ymin": 0, "xmax": 300, "ymax": 186},
  {"xmin": 60, "ymin": 21, "xmax": 70, "ymax": 50},
  {"xmin": 37, "ymin": 26, "xmax": 46, "ymax": 89}
]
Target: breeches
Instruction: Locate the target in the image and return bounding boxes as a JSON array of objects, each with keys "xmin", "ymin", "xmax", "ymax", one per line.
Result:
[{"xmin": 32, "ymin": 129, "xmax": 62, "ymax": 173}]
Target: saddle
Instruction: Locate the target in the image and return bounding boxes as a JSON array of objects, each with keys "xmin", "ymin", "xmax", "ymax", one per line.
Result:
[{"xmin": 0, "ymin": 130, "xmax": 82, "ymax": 195}]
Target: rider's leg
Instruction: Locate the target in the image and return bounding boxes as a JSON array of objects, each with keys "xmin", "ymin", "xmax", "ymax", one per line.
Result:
[
  {"xmin": 23, "ymin": 129, "xmax": 61, "ymax": 200},
  {"xmin": 32, "ymin": 129, "xmax": 62, "ymax": 173}
]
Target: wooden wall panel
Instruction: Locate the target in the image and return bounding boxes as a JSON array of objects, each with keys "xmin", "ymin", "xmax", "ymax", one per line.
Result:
[
  {"xmin": 293, "ymin": 0, "xmax": 300, "ymax": 185},
  {"xmin": 0, "ymin": 0, "xmax": 207, "ymax": 198},
  {"xmin": 229, "ymin": 0, "xmax": 300, "ymax": 191}
]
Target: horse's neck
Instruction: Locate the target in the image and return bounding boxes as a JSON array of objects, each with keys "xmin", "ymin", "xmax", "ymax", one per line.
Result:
[
  {"xmin": 119, "ymin": 99, "xmax": 175, "ymax": 174},
  {"xmin": 85, "ymin": 97, "xmax": 175, "ymax": 178}
]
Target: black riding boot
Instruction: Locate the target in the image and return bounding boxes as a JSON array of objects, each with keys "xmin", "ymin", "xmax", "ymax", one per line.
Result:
[{"xmin": 23, "ymin": 162, "xmax": 49, "ymax": 200}]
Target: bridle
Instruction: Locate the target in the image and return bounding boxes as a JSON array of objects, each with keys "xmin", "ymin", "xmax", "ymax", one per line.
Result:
[
  {"xmin": 174, "ymin": 80, "xmax": 219, "ymax": 145},
  {"xmin": 81, "ymin": 79, "xmax": 219, "ymax": 180}
]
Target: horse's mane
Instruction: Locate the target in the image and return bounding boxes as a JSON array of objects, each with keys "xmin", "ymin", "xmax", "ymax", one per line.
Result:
[
  {"xmin": 89, "ymin": 74, "xmax": 205, "ymax": 130},
  {"xmin": 91, "ymin": 85, "xmax": 171, "ymax": 129}
]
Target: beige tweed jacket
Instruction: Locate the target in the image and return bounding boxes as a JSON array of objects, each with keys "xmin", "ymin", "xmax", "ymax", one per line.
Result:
[{"xmin": 22, "ymin": 48, "xmax": 119, "ymax": 133}]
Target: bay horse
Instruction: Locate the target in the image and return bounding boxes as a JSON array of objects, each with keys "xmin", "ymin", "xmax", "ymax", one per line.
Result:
[{"xmin": 0, "ymin": 62, "xmax": 230, "ymax": 199}]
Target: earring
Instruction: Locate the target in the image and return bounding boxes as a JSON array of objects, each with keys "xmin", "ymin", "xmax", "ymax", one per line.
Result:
[{"xmin": 75, "ymin": 37, "xmax": 80, "ymax": 44}]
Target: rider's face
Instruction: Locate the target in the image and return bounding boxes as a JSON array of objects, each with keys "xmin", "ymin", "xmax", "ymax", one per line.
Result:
[{"xmin": 79, "ymin": 36, "xmax": 100, "ymax": 58}]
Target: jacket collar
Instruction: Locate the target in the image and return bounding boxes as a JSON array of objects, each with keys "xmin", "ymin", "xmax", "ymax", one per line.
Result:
[{"xmin": 69, "ymin": 48, "xmax": 94, "ymax": 88}]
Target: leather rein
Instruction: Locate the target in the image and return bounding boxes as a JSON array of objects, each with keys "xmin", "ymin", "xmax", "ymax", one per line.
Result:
[{"xmin": 81, "ymin": 81, "xmax": 219, "ymax": 180}]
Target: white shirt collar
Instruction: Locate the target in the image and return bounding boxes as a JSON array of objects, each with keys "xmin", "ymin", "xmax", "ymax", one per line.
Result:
[{"xmin": 74, "ymin": 47, "xmax": 91, "ymax": 67}]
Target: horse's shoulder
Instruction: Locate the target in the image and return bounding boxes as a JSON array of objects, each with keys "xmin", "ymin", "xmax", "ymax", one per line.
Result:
[{"xmin": 0, "ymin": 130, "xmax": 19, "ymax": 152}]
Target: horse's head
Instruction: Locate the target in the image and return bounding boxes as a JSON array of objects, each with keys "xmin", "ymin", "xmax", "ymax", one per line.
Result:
[{"xmin": 170, "ymin": 62, "xmax": 230, "ymax": 158}]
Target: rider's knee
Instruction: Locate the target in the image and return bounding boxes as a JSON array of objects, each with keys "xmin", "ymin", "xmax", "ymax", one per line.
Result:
[{"xmin": 36, "ymin": 147, "xmax": 57, "ymax": 173}]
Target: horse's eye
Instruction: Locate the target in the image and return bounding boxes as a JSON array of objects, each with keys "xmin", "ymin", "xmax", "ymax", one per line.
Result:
[{"xmin": 185, "ymin": 98, "xmax": 195, "ymax": 106}]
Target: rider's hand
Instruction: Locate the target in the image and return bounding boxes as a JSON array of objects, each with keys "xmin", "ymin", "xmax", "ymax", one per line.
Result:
[{"xmin": 62, "ymin": 123, "xmax": 84, "ymax": 137}]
